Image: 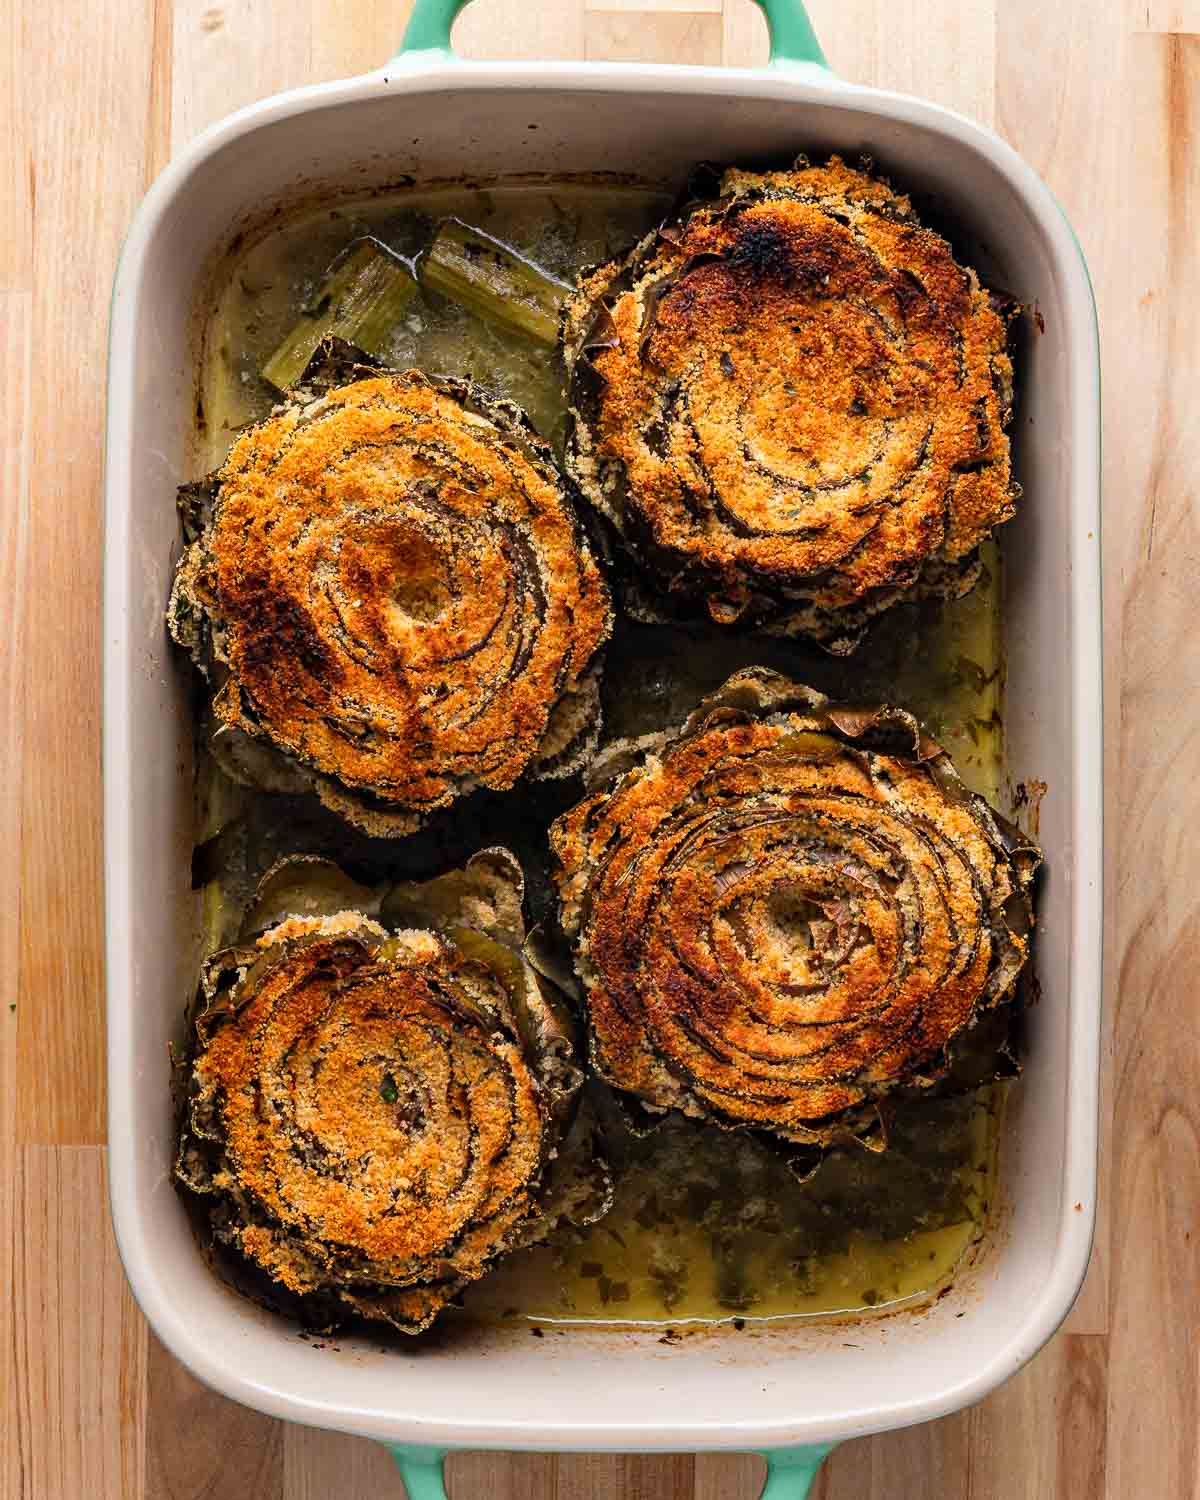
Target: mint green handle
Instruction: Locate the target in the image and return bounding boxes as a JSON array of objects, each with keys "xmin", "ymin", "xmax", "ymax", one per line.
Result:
[
  {"xmin": 761, "ymin": 1445, "xmax": 835, "ymax": 1496},
  {"xmin": 396, "ymin": 0, "xmax": 827, "ymax": 68},
  {"xmin": 385, "ymin": 1443, "xmax": 833, "ymax": 1498},
  {"xmin": 397, "ymin": 0, "xmax": 467, "ymax": 56},
  {"xmin": 387, "ymin": 1445, "xmax": 447, "ymax": 1499},
  {"xmin": 756, "ymin": 0, "xmax": 828, "ymax": 68}
]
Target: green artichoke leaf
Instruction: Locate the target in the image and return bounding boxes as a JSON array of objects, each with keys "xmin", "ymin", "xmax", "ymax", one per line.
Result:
[
  {"xmin": 240, "ymin": 854, "xmax": 384, "ymax": 936},
  {"xmin": 380, "ymin": 846, "xmax": 527, "ymax": 946}
]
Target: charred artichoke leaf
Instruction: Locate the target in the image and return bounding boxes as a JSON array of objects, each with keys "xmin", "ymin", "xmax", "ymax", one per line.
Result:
[
  {"xmin": 550, "ymin": 667, "xmax": 1041, "ymax": 1154},
  {"xmin": 295, "ymin": 333, "xmax": 385, "ymax": 392},
  {"xmin": 562, "ymin": 156, "xmax": 1019, "ymax": 652},
  {"xmin": 167, "ymin": 348, "xmax": 612, "ymax": 837},
  {"xmin": 166, "ymin": 542, "xmax": 210, "ymax": 664},
  {"xmin": 177, "ymin": 475, "xmax": 220, "ymax": 544},
  {"xmin": 527, "ymin": 662, "xmax": 605, "ymax": 782},
  {"xmin": 523, "ymin": 920, "xmax": 582, "ymax": 1002},
  {"xmin": 339, "ymin": 1278, "xmax": 468, "ymax": 1336},
  {"xmin": 515, "ymin": 1092, "xmax": 614, "ymax": 1240},
  {"xmin": 176, "ymin": 851, "xmax": 597, "ymax": 1334}
]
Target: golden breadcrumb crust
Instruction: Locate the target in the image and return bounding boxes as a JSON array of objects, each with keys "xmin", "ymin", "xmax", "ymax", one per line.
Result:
[
  {"xmin": 565, "ymin": 159, "xmax": 1016, "ymax": 641},
  {"xmin": 186, "ymin": 371, "xmax": 610, "ymax": 828},
  {"xmin": 193, "ymin": 920, "xmax": 547, "ymax": 1303},
  {"xmin": 551, "ymin": 670, "xmax": 1038, "ymax": 1145}
]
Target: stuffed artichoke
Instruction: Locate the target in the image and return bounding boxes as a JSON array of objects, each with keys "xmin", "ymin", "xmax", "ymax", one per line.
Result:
[
  {"xmin": 170, "ymin": 344, "xmax": 612, "ymax": 835},
  {"xmin": 564, "ymin": 157, "xmax": 1018, "ymax": 652},
  {"xmin": 176, "ymin": 848, "xmax": 607, "ymax": 1332},
  {"xmin": 550, "ymin": 669, "xmax": 1038, "ymax": 1151}
]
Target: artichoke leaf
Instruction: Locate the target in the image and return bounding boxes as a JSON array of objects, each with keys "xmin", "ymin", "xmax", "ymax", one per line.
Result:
[
  {"xmin": 241, "ymin": 854, "xmax": 384, "ymax": 937},
  {"xmin": 380, "ymin": 846, "xmax": 527, "ymax": 947}
]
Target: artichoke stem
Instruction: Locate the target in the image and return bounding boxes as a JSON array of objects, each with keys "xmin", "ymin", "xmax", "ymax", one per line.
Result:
[
  {"xmin": 262, "ymin": 238, "xmax": 417, "ymax": 391},
  {"xmin": 421, "ymin": 218, "xmax": 569, "ymax": 346}
]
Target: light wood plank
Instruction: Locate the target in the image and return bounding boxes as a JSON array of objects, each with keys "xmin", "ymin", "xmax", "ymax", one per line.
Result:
[
  {"xmin": 0, "ymin": 288, "xmax": 32, "ymax": 1500},
  {"xmin": 145, "ymin": 0, "xmax": 175, "ymax": 185},
  {"xmin": 0, "ymin": 295, "xmax": 30, "ymax": 1062},
  {"xmin": 721, "ymin": 0, "xmax": 770, "ymax": 67},
  {"xmin": 171, "ymin": 0, "xmax": 410, "ymax": 144},
  {"xmin": 1105, "ymin": 35, "xmax": 1200, "ymax": 1494},
  {"xmin": 1135, "ymin": 0, "xmax": 1200, "ymax": 32},
  {"xmin": 813, "ymin": 1422, "xmax": 968, "ymax": 1499},
  {"xmin": 145, "ymin": 1331, "xmax": 284, "ymax": 1500},
  {"xmin": 585, "ymin": 10, "xmax": 723, "ymax": 63},
  {"xmin": 557, "ymin": 1454, "xmax": 696, "ymax": 1498},
  {"xmin": 0, "ymin": 2, "xmax": 32, "ymax": 285},
  {"xmin": 588, "ymin": 0, "xmax": 724, "ymax": 12},
  {"xmin": 962, "ymin": 1335, "xmax": 1107, "ymax": 1500},
  {"xmin": 14, "ymin": 0, "xmax": 161, "ymax": 1149},
  {"xmin": 7, "ymin": 1148, "xmax": 147, "ymax": 1500},
  {"xmin": 439, "ymin": 1452, "xmax": 700, "ymax": 1498},
  {"xmin": 453, "ymin": 0, "xmax": 586, "ymax": 61},
  {"xmin": 312, "ymin": 1, "xmax": 416, "ymax": 82},
  {"xmin": 171, "ymin": 0, "xmax": 312, "ymax": 141},
  {"xmin": 282, "ymin": 1445, "xmax": 769, "ymax": 1498},
  {"xmin": 803, "ymin": 0, "xmax": 995, "ymax": 124},
  {"xmin": 447, "ymin": 1452, "xmax": 559, "ymax": 1499},
  {"xmin": 284, "ymin": 1424, "xmax": 401, "ymax": 1499},
  {"xmin": 693, "ymin": 1453, "xmax": 766, "ymax": 1499},
  {"xmin": 815, "ymin": 1336, "xmax": 1106, "ymax": 1500}
]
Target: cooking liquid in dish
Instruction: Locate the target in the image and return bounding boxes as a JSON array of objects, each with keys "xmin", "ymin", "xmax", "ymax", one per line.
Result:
[{"xmin": 192, "ymin": 182, "xmax": 1011, "ymax": 1328}]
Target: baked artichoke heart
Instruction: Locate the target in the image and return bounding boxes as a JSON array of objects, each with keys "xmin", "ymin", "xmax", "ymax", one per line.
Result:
[
  {"xmin": 176, "ymin": 848, "xmax": 607, "ymax": 1333},
  {"xmin": 550, "ymin": 668, "xmax": 1039, "ymax": 1149},
  {"xmin": 169, "ymin": 344, "xmax": 612, "ymax": 835},
  {"xmin": 563, "ymin": 157, "xmax": 1018, "ymax": 652}
]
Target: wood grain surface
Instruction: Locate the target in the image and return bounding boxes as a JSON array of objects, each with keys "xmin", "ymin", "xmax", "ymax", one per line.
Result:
[{"xmin": 0, "ymin": 0, "xmax": 1193, "ymax": 1495}]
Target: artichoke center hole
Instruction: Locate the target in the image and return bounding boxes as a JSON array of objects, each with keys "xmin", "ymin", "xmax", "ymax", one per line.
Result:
[
  {"xmin": 388, "ymin": 527, "xmax": 452, "ymax": 623},
  {"xmin": 379, "ymin": 1069, "xmax": 426, "ymax": 1132},
  {"xmin": 764, "ymin": 888, "xmax": 827, "ymax": 956}
]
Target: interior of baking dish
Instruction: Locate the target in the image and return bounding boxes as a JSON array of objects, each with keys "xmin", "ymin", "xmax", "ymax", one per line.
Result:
[{"xmin": 105, "ymin": 70, "xmax": 1100, "ymax": 1449}]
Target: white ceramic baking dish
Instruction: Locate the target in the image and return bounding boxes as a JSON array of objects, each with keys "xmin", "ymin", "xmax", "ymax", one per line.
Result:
[{"xmin": 103, "ymin": 2, "xmax": 1102, "ymax": 1495}]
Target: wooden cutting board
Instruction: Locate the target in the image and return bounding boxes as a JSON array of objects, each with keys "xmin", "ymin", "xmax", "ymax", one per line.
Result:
[{"xmin": 2, "ymin": 1, "xmax": 1194, "ymax": 1496}]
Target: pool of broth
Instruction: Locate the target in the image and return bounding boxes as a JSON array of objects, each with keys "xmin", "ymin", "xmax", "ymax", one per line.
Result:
[
  {"xmin": 193, "ymin": 181, "xmax": 1009, "ymax": 1329},
  {"xmin": 465, "ymin": 1086, "xmax": 999, "ymax": 1325}
]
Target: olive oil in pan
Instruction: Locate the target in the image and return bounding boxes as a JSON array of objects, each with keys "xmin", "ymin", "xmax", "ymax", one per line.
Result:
[
  {"xmin": 193, "ymin": 181, "xmax": 1011, "ymax": 1328},
  {"xmin": 463, "ymin": 1088, "xmax": 1000, "ymax": 1325}
]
